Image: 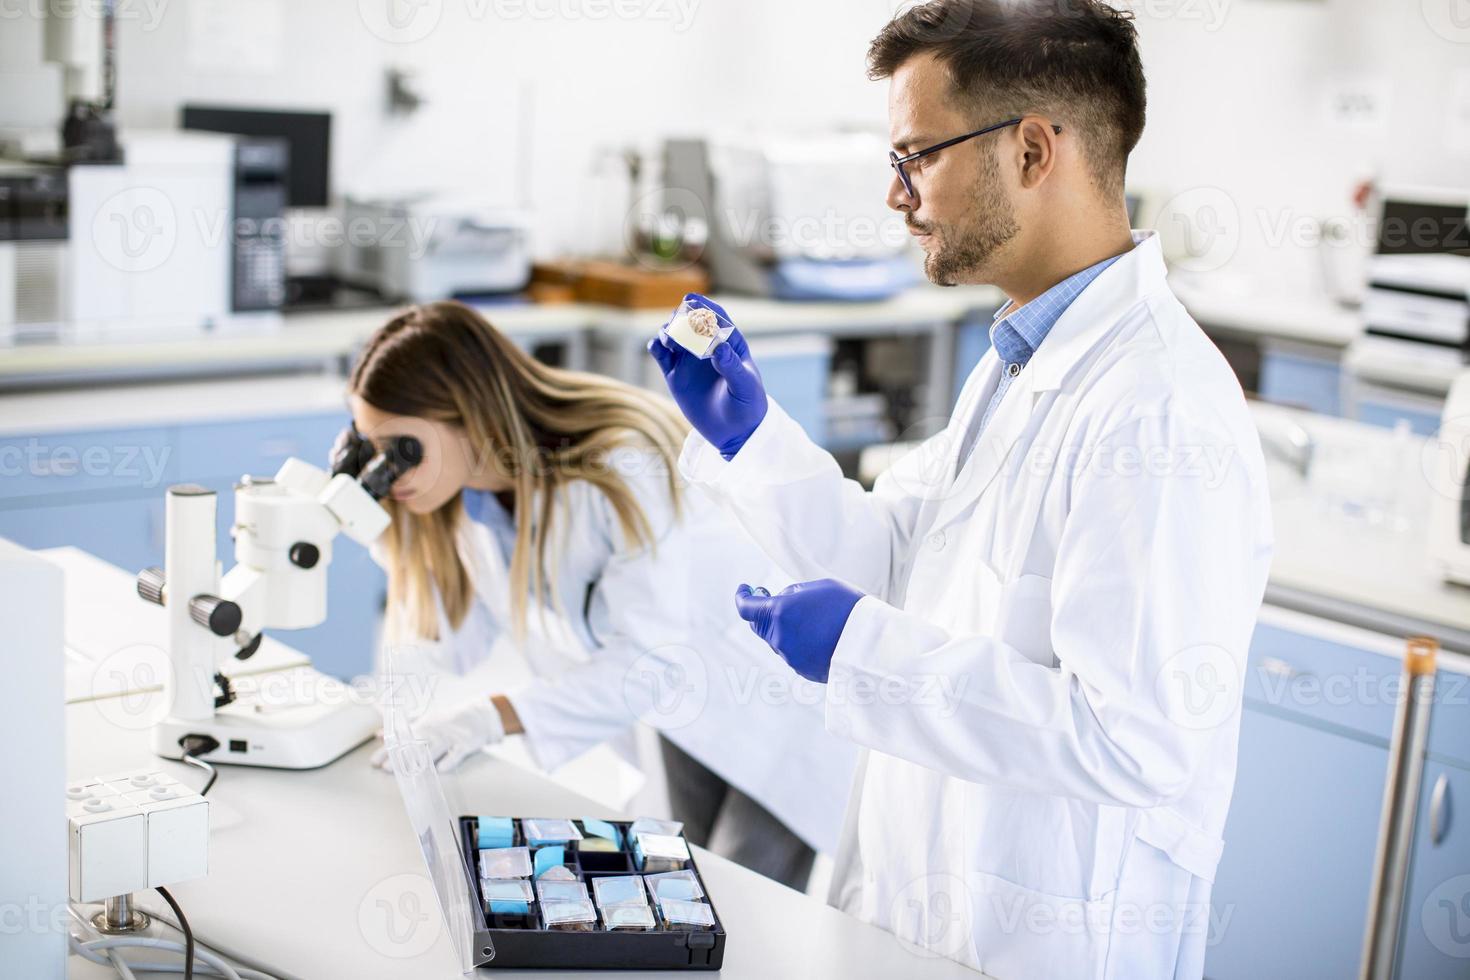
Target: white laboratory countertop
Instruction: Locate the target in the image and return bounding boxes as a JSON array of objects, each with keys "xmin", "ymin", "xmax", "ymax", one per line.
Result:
[
  {"xmin": 63, "ymin": 705, "xmax": 995, "ymax": 980},
  {"xmin": 1, "ymin": 276, "xmax": 1365, "ymax": 387},
  {"xmin": 1167, "ymin": 275, "xmax": 1363, "ymax": 349},
  {"xmin": 1, "ymin": 288, "xmax": 1006, "ymax": 386},
  {"xmin": 1250, "ymin": 401, "xmax": 1470, "ymax": 652},
  {"xmin": 0, "ymin": 302, "xmax": 591, "ymax": 384},
  {"xmin": 0, "ymin": 373, "xmax": 351, "ymax": 437}
]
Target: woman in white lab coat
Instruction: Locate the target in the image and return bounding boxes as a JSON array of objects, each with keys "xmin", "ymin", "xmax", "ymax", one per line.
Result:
[{"xmin": 351, "ymin": 299, "xmax": 854, "ymax": 889}]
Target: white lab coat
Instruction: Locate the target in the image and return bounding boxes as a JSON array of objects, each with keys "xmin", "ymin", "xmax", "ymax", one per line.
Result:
[
  {"xmin": 679, "ymin": 232, "xmax": 1274, "ymax": 978},
  {"xmin": 380, "ymin": 447, "xmax": 858, "ymax": 854}
]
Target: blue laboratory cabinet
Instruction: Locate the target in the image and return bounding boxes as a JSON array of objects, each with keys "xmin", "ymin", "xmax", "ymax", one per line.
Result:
[
  {"xmin": 0, "ymin": 411, "xmax": 385, "ymax": 678},
  {"xmin": 1392, "ymin": 675, "xmax": 1470, "ymax": 980},
  {"xmin": 1206, "ymin": 610, "xmax": 1470, "ymax": 980}
]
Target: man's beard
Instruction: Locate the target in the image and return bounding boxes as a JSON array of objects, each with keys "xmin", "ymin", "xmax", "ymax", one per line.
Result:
[{"xmin": 910, "ymin": 149, "xmax": 1018, "ymax": 287}]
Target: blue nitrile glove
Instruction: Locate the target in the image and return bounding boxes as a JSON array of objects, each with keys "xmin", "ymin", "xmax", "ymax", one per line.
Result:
[
  {"xmin": 646, "ymin": 293, "xmax": 768, "ymax": 459},
  {"xmin": 734, "ymin": 580, "xmax": 864, "ymax": 683}
]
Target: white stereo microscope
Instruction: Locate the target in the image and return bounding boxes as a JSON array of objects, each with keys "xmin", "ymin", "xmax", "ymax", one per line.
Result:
[{"xmin": 135, "ymin": 429, "xmax": 421, "ymax": 769}]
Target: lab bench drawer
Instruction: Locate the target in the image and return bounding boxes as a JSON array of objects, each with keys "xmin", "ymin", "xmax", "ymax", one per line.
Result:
[
  {"xmin": 1258, "ymin": 346, "xmax": 1343, "ymax": 417},
  {"xmin": 1207, "ymin": 706, "xmax": 1388, "ymax": 980},
  {"xmin": 0, "ymin": 426, "xmax": 177, "ymax": 501},
  {"xmin": 1245, "ymin": 616, "xmax": 1400, "ymax": 742},
  {"xmin": 1427, "ymin": 668, "xmax": 1470, "ymax": 769},
  {"xmin": 1394, "ymin": 760, "xmax": 1470, "ymax": 978},
  {"xmin": 175, "ymin": 412, "xmax": 347, "ymax": 483},
  {"xmin": 0, "ymin": 496, "xmax": 163, "ymax": 574},
  {"xmin": 753, "ymin": 335, "xmax": 832, "ymax": 444}
]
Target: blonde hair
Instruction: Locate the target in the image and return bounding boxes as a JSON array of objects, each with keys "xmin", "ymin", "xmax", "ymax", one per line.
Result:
[{"xmin": 349, "ymin": 301, "xmax": 688, "ymax": 643}]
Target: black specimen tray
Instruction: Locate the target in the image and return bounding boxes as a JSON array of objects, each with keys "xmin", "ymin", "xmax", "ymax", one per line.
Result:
[{"xmin": 457, "ymin": 816, "xmax": 727, "ymax": 970}]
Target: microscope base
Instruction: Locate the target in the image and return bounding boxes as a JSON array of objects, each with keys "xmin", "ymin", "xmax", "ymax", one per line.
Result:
[{"xmin": 152, "ymin": 666, "xmax": 380, "ymax": 770}]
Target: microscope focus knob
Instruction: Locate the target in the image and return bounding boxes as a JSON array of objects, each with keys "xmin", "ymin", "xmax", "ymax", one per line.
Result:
[
  {"xmin": 137, "ymin": 567, "xmax": 166, "ymax": 606},
  {"xmin": 289, "ymin": 542, "xmax": 321, "ymax": 569},
  {"xmin": 189, "ymin": 594, "xmax": 243, "ymax": 637}
]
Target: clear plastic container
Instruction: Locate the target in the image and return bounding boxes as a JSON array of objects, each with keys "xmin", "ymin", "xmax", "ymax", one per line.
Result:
[
  {"xmin": 603, "ymin": 902, "xmax": 657, "ymax": 932},
  {"xmin": 478, "ymin": 846, "xmax": 532, "ymax": 879},
  {"xmin": 660, "ymin": 297, "xmax": 734, "ymax": 359},
  {"xmin": 629, "ymin": 816, "xmax": 684, "ymax": 837},
  {"xmin": 521, "ymin": 817, "xmax": 583, "ymax": 845},
  {"xmin": 536, "ymin": 879, "xmax": 591, "ymax": 905},
  {"xmin": 542, "ymin": 898, "xmax": 599, "ymax": 931},
  {"xmin": 481, "ymin": 877, "xmax": 535, "ymax": 915},
  {"xmin": 634, "ymin": 832, "xmax": 690, "ymax": 873},
  {"xmin": 643, "ymin": 869, "xmax": 704, "ymax": 908},
  {"xmin": 591, "ymin": 874, "xmax": 648, "ymax": 909},
  {"xmin": 660, "ymin": 898, "xmax": 715, "ymax": 931}
]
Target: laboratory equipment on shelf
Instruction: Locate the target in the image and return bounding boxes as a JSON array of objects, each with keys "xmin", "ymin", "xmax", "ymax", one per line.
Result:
[
  {"xmin": 663, "ymin": 133, "xmax": 919, "ymax": 300},
  {"xmin": 134, "ymin": 430, "xmax": 422, "ymax": 769},
  {"xmin": 337, "ymin": 193, "xmax": 533, "ymax": 302}
]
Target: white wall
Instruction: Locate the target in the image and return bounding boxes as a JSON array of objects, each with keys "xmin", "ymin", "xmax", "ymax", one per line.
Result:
[{"xmin": 2, "ymin": 0, "xmax": 1466, "ymax": 293}]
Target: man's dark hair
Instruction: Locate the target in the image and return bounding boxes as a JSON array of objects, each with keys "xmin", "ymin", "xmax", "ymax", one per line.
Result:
[{"xmin": 868, "ymin": 0, "xmax": 1146, "ymax": 196}]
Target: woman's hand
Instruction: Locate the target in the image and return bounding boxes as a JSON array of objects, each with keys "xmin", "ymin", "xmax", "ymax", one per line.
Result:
[{"xmin": 370, "ymin": 695, "xmax": 512, "ymax": 772}]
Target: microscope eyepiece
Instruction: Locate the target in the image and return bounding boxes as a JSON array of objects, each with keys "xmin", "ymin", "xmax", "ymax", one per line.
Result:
[
  {"xmin": 358, "ymin": 434, "xmax": 424, "ymax": 500},
  {"xmin": 329, "ymin": 424, "xmax": 376, "ymax": 478}
]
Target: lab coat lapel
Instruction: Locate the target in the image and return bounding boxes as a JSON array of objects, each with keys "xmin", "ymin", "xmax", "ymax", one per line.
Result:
[
  {"xmin": 926, "ymin": 232, "xmax": 1170, "ymax": 535},
  {"xmin": 930, "ymin": 364, "xmax": 1041, "ymax": 534}
]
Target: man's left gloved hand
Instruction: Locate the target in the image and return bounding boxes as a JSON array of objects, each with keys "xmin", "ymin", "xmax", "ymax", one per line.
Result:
[{"xmin": 734, "ymin": 579, "xmax": 865, "ymax": 683}]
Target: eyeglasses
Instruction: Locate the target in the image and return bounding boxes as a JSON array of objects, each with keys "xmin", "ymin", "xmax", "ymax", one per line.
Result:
[{"xmin": 889, "ymin": 117, "xmax": 1063, "ymax": 201}]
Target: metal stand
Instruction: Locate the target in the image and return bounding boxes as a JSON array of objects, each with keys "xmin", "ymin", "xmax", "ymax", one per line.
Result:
[
  {"xmin": 92, "ymin": 893, "xmax": 150, "ymax": 934},
  {"xmin": 1360, "ymin": 636, "xmax": 1440, "ymax": 980}
]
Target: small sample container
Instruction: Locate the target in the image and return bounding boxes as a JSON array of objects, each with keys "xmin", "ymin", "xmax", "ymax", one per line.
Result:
[
  {"xmin": 660, "ymin": 898, "xmax": 716, "ymax": 931},
  {"xmin": 536, "ymin": 879, "xmax": 591, "ymax": 906},
  {"xmin": 644, "ymin": 869, "xmax": 704, "ymax": 909},
  {"xmin": 603, "ymin": 903, "xmax": 657, "ymax": 932},
  {"xmin": 481, "ymin": 878, "xmax": 535, "ymax": 917},
  {"xmin": 660, "ymin": 297, "xmax": 734, "ymax": 359},
  {"xmin": 635, "ymin": 832, "xmax": 691, "ymax": 873},
  {"xmin": 478, "ymin": 846, "xmax": 532, "ymax": 879},
  {"xmin": 539, "ymin": 864, "xmax": 577, "ymax": 882},
  {"xmin": 542, "ymin": 898, "xmax": 599, "ymax": 932},
  {"xmin": 626, "ymin": 816, "xmax": 682, "ymax": 840},
  {"xmin": 522, "ymin": 817, "xmax": 583, "ymax": 846},
  {"xmin": 629, "ymin": 816, "xmax": 684, "ymax": 838},
  {"xmin": 591, "ymin": 874, "xmax": 647, "ymax": 909}
]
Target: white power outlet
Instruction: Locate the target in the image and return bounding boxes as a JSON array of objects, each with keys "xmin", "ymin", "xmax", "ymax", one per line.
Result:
[{"xmin": 67, "ymin": 768, "xmax": 209, "ymax": 903}]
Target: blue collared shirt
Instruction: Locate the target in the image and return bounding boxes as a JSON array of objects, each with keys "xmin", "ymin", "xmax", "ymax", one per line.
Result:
[{"xmin": 957, "ymin": 253, "xmax": 1125, "ymax": 463}]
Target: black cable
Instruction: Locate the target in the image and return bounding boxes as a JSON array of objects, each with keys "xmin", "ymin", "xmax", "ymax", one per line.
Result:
[
  {"xmin": 179, "ymin": 735, "xmax": 220, "ymax": 795},
  {"xmin": 154, "ymin": 886, "xmax": 194, "ymax": 980}
]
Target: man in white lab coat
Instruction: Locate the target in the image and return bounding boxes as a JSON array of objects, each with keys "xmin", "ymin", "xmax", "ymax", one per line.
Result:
[{"xmin": 647, "ymin": 1, "xmax": 1274, "ymax": 977}]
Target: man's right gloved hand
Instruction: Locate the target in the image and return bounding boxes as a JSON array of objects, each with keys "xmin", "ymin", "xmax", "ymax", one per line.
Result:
[{"xmin": 646, "ymin": 293, "xmax": 768, "ymax": 459}]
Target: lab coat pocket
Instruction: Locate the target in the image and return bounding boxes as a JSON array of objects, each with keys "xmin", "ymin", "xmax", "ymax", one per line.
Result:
[
  {"xmin": 964, "ymin": 561, "xmax": 1055, "ymax": 668},
  {"xmin": 963, "ymin": 871, "xmax": 1112, "ymax": 979},
  {"xmin": 962, "ymin": 785, "xmax": 1129, "ymax": 903},
  {"xmin": 993, "ymin": 573, "xmax": 1056, "ymax": 668}
]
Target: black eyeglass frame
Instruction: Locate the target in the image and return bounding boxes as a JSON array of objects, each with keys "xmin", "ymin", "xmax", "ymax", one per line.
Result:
[{"xmin": 889, "ymin": 117, "xmax": 1063, "ymax": 200}]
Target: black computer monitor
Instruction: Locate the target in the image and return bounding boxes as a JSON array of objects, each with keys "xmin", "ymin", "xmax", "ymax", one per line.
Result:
[
  {"xmin": 181, "ymin": 105, "xmax": 331, "ymax": 208},
  {"xmin": 1375, "ymin": 197, "xmax": 1470, "ymax": 258}
]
